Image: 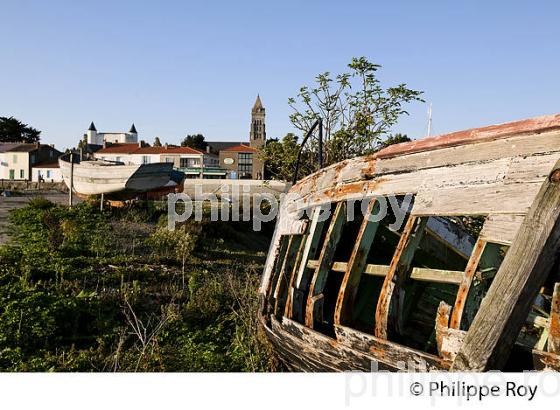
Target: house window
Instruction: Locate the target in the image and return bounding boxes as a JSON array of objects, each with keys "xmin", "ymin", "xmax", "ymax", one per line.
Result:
[
  {"xmin": 47, "ymin": 170, "xmax": 52, "ymax": 178},
  {"xmin": 9, "ymin": 170, "xmax": 14, "ymax": 180},
  {"xmin": 238, "ymin": 153, "xmax": 253, "ymax": 175},
  {"xmin": 20, "ymin": 169, "xmax": 24, "ymax": 179},
  {"xmin": 116, "ymin": 156, "xmax": 121, "ymax": 162},
  {"xmin": 180, "ymin": 158, "xmax": 200, "ymax": 168},
  {"xmin": 164, "ymin": 157, "xmax": 174, "ymax": 163},
  {"xmin": 30, "ymin": 154, "xmax": 36, "ymax": 164},
  {"xmin": 13, "ymin": 155, "xmax": 17, "ymax": 164},
  {"xmin": 142, "ymin": 156, "xmax": 151, "ymax": 164}
]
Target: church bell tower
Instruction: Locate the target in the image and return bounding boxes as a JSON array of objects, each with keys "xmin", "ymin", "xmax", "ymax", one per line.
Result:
[{"xmin": 250, "ymin": 95, "xmax": 266, "ymax": 149}]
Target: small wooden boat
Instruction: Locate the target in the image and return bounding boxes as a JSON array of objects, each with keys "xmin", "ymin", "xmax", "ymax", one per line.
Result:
[
  {"xmin": 259, "ymin": 113, "xmax": 560, "ymax": 372},
  {"xmin": 58, "ymin": 154, "xmax": 174, "ymax": 198}
]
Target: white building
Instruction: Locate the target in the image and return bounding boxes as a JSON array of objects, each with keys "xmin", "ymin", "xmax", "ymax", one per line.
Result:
[
  {"xmin": 0, "ymin": 143, "xmax": 61, "ymax": 181},
  {"xmin": 32, "ymin": 162, "xmax": 63, "ymax": 182},
  {"xmin": 86, "ymin": 122, "xmax": 138, "ymax": 145}
]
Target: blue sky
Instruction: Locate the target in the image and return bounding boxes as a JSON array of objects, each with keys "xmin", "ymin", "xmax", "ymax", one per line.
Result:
[{"xmin": 2, "ymin": 0, "xmax": 559, "ymax": 149}]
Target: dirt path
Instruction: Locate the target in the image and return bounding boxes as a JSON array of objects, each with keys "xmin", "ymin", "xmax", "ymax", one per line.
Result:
[{"xmin": 0, "ymin": 192, "xmax": 73, "ymax": 244}]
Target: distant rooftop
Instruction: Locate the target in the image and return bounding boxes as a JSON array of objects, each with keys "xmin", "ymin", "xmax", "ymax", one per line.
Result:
[
  {"xmin": 32, "ymin": 161, "xmax": 60, "ymax": 169},
  {"xmin": 96, "ymin": 143, "xmax": 204, "ymax": 155},
  {"xmin": 222, "ymin": 144, "xmax": 258, "ymax": 153},
  {"xmin": 0, "ymin": 143, "xmax": 59, "ymax": 153}
]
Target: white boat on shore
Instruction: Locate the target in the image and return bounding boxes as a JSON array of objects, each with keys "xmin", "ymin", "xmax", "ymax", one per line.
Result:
[{"xmin": 58, "ymin": 154, "xmax": 174, "ymax": 197}]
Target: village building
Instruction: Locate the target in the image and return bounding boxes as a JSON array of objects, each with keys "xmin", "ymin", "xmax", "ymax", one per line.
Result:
[
  {"xmin": 0, "ymin": 143, "xmax": 61, "ymax": 181},
  {"xmin": 32, "ymin": 162, "xmax": 63, "ymax": 182},
  {"xmin": 93, "ymin": 142, "xmax": 224, "ymax": 179},
  {"xmin": 207, "ymin": 95, "xmax": 266, "ymax": 179},
  {"xmin": 86, "ymin": 122, "xmax": 138, "ymax": 145}
]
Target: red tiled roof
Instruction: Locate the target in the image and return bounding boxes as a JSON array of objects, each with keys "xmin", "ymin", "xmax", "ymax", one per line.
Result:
[
  {"xmin": 32, "ymin": 162, "xmax": 60, "ymax": 169},
  {"xmin": 222, "ymin": 144, "xmax": 258, "ymax": 153},
  {"xmin": 96, "ymin": 144, "xmax": 204, "ymax": 155},
  {"xmin": 95, "ymin": 143, "xmax": 139, "ymax": 154},
  {"xmin": 153, "ymin": 146, "xmax": 204, "ymax": 155}
]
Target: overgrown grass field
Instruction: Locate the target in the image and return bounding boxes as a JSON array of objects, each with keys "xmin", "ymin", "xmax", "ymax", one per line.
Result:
[{"xmin": 0, "ymin": 198, "xmax": 278, "ymax": 371}]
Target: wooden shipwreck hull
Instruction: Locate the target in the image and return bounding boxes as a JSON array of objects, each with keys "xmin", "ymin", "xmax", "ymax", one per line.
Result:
[{"xmin": 259, "ymin": 113, "xmax": 560, "ymax": 371}]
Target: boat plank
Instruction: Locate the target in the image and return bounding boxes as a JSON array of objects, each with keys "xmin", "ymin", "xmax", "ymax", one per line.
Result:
[
  {"xmin": 480, "ymin": 214, "xmax": 525, "ymax": 245},
  {"xmin": 549, "ymin": 283, "xmax": 560, "ymax": 354},
  {"xmin": 450, "ymin": 239, "xmax": 487, "ymax": 329}
]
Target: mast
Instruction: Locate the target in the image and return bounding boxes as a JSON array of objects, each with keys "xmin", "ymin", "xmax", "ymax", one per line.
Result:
[{"xmin": 427, "ymin": 102, "xmax": 433, "ymax": 136}]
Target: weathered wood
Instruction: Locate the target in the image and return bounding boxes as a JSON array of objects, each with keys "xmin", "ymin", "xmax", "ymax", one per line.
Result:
[
  {"xmin": 535, "ymin": 326, "xmax": 549, "ymax": 351},
  {"xmin": 334, "ymin": 198, "xmax": 381, "ymax": 326},
  {"xmin": 450, "ymin": 239, "xmax": 487, "ymax": 329},
  {"xmin": 295, "ymin": 205, "xmax": 329, "ymax": 289},
  {"xmin": 269, "ymin": 315, "xmax": 449, "ymax": 371},
  {"xmin": 532, "ymin": 349, "xmax": 560, "ymax": 371},
  {"xmin": 307, "ymin": 260, "xmax": 387, "ymax": 276},
  {"xmin": 261, "ymin": 115, "xmax": 560, "ymax": 372},
  {"xmin": 284, "ymin": 235, "xmax": 310, "ymax": 319},
  {"xmin": 452, "ymin": 163, "xmax": 560, "ymax": 371},
  {"xmin": 266, "ymin": 236, "xmax": 289, "ymax": 312},
  {"xmin": 479, "ymin": 214, "xmax": 525, "ymax": 245},
  {"xmin": 377, "ymin": 130, "xmax": 560, "ymax": 175},
  {"xmin": 273, "ymin": 235, "xmax": 303, "ymax": 318},
  {"xmin": 291, "ymin": 122, "xmax": 560, "ymax": 204},
  {"xmin": 412, "ymin": 182, "xmax": 542, "ymax": 216},
  {"xmin": 275, "ymin": 199, "xmax": 309, "ymax": 236},
  {"xmin": 410, "ymin": 267, "xmax": 463, "ymax": 285},
  {"xmin": 527, "ymin": 312, "xmax": 550, "ymax": 329},
  {"xmin": 375, "ymin": 217, "xmax": 428, "ymax": 339},
  {"xmin": 376, "ymin": 115, "xmax": 560, "ymax": 160},
  {"xmin": 260, "ymin": 228, "xmax": 284, "ymax": 294},
  {"xmin": 435, "ymin": 301, "xmax": 451, "ymax": 352},
  {"xmin": 334, "ymin": 325, "xmax": 447, "ymax": 370},
  {"xmin": 307, "ymin": 260, "xmax": 463, "ymax": 285},
  {"xmin": 461, "ymin": 242, "xmax": 506, "ymax": 329},
  {"xmin": 295, "ymin": 152, "xmax": 560, "ymax": 218},
  {"xmin": 288, "ymin": 206, "xmax": 328, "ymax": 321},
  {"xmin": 549, "ymin": 283, "xmax": 560, "ymax": 354},
  {"xmin": 435, "ymin": 302, "xmax": 467, "ymax": 361},
  {"xmin": 305, "ymin": 202, "xmax": 346, "ymax": 328}
]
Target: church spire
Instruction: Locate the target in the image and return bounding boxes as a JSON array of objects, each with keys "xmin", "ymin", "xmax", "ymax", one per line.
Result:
[
  {"xmin": 253, "ymin": 94, "xmax": 263, "ymax": 110},
  {"xmin": 129, "ymin": 123, "xmax": 137, "ymax": 134},
  {"xmin": 88, "ymin": 121, "xmax": 97, "ymax": 131}
]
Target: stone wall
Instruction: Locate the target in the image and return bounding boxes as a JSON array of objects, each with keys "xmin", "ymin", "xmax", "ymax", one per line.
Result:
[{"xmin": 0, "ymin": 179, "xmax": 68, "ymax": 192}]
